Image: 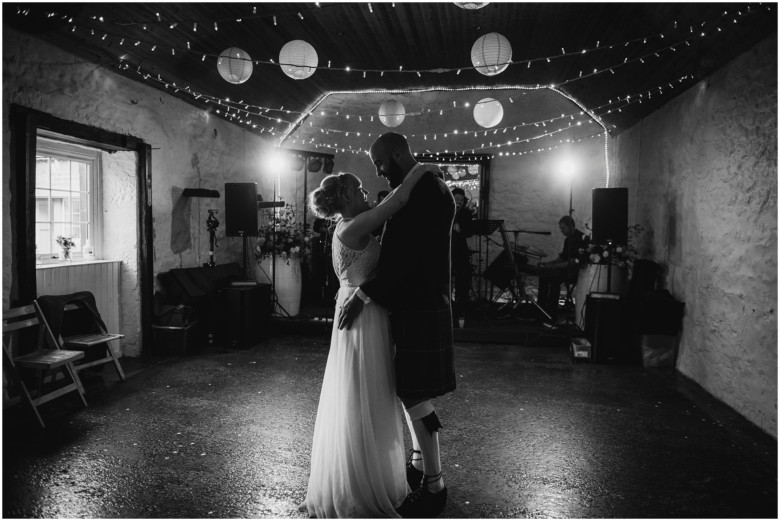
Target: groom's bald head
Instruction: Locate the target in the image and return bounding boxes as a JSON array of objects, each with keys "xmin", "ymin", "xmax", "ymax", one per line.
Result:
[
  {"xmin": 371, "ymin": 132, "xmax": 410, "ymax": 157},
  {"xmin": 370, "ymin": 132, "xmax": 416, "ymax": 189}
]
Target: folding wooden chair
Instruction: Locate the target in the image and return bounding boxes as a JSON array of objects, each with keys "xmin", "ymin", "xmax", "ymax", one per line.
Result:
[
  {"xmin": 35, "ymin": 294, "xmax": 125, "ymax": 382},
  {"xmin": 2, "ymin": 304, "xmax": 88, "ymax": 428}
]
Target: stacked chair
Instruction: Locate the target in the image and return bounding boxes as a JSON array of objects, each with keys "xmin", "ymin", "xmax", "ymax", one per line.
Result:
[{"xmin": 3, "ymin": 291, "xmax": 125, "ymax": 428}]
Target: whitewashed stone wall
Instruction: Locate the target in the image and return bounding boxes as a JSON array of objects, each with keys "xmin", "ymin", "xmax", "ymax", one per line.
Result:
[
  {"xmin": 2, "ymin": 29, "xmax": 276, "ymax": 354},
  {"xmin": 613, "ymin": 36, "xmax": 777, "ymax": 436},
  {"xmin": 100, "ymin": 150, "xmax": 141, "ymax": 355}
]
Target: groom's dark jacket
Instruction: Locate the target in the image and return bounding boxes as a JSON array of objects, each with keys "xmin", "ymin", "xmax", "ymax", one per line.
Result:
[{"xmin": 361, "ymin": 166, "xmax": 456, "ymax": 400}]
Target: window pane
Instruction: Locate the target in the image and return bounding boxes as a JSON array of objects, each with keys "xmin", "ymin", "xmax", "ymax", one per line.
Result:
[
  {"xmin": 36, "ymin": 157, "xmax": 50, "ymax": 189},
  {"xmin": 50, "ymin": 159, "xmax": 70, "ymax": 190},
  {"xmin": 36, "ymin": 223, "xmax": 52, "ymax": 255},
  {"xmin": 70, "ymin": 163, "xmax": 81, "ymax": 192},
  {"xmin": 78, "ymin": 162, "xmax": 90, "ymax": 192},
  {"xmin": 36, "ymin": 139, "xmax": 99, "ymax": 262},
  {"xmin": 78, "ymin": 223, "xmax": 89, "ymax": 248},
  {"xmin": 75, "ymin": 196, "xmax": 89, "ymax": 224},
  {"xmin": 71, "ymin": 195, "xmax": 82, "ymax": 222},
  {"xmin": 35, "ymin": 192, "xmax": 50, "ymax": 221},
  {"xmin": 50, "ymin": 191, "xmax": 69, "ymax": 221},
  {"xmin": 52, "ymin": 223, "xmax": 69, "ymax": 244}
]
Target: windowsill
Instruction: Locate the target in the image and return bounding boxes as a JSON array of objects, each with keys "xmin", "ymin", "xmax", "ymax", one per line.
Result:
[{"xmin": 36, "ymin": 259, "xmax": 121, "ymax": 269}]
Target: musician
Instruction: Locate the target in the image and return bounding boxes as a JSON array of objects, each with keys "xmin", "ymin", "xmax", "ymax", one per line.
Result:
[
  {"xmin": 535, "ymin": 215, "xmax": 586, "ymax": 324},
  {"xmin": 451, "ymin": 187, "xmax": 473, "ymax": 326}
]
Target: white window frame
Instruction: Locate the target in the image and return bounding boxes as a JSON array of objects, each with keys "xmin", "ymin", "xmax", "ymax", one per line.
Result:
[{"xmin": 35, "ymin": 137, "xmax": 102, "ymax": 264}]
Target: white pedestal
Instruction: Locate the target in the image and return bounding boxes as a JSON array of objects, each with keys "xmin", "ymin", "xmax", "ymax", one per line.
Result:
[
  {"xmin": 256, "ymin": 257, "xmax": 302, "ymax": 317},
  {"xmin": 274, "ymin": 258, "xmax": 302, "ymax": 317}
]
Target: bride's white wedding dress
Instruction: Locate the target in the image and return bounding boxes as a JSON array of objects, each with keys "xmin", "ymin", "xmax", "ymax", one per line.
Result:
[{"xmin": 301, "ymin": 219, "xmax": 408, "ymax": 518}]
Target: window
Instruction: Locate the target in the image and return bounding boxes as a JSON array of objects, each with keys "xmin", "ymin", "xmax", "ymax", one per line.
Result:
[
  {"xmin": 418, "ymin": 157, "xmax": 489, "ymax": 219},
  {"xmin": 35, "ymin": 138, "xmax": 101, "ymax": 263}
]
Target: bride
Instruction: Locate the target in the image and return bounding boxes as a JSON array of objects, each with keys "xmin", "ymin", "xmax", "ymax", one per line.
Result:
[{"xmin": 300, "ymin": 167, "xmax": 427, "ymax": 518}]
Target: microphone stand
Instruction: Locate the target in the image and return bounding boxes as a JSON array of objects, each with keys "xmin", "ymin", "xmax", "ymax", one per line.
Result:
[{"xmin": 204, "ymin": 210, "xmax": 219, "ymax": 268}]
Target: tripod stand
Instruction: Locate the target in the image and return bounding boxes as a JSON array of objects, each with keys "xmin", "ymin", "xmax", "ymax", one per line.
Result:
[
  {"xmin": 475, "ymin": 219, "xmax": 552, "ymax": 322},
  {"xmin": 497, "ymin": 224, "xmax": 552, "ymax": 321}
]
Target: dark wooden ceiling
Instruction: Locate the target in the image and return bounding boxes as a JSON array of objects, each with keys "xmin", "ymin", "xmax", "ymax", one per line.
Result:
[{"xmin": 5, "ymin": 2, "xmax": 777, "ymax": 145}]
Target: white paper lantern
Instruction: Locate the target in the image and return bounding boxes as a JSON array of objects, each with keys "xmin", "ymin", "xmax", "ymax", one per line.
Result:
[
  {"xmin": 454, "ymin": 2, "xmax": 489, "ymax": 9},
  {"xmin": 473, "ymin": 98, "xmax": 504, "ymax": 128},
  {"xmin": 217, "ymin": 47, "xmax": 253, "ymax": 84},
  {"xmin": 471, "ymin": 32, "xmax": 512, "ymax": 76},
  {"xmin": 378, "ymin": 99, "xmax": 406, "ymax": 127},
  {"xmin": 279, "ymin": 40, "xmax": 318, "ymax": 80}
]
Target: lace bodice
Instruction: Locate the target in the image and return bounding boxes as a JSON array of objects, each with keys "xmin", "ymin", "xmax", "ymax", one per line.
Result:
[{"xmin": 332, "ymin": 219, "xmax": 381, "ymax": 288}]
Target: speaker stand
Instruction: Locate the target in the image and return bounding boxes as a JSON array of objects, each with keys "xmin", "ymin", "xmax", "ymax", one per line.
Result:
[
  {"xmin": 606, "ymin": 241, "xmax": 614, "ymax": 294},
  {"xmin": 239, "ymin": 232, "xmax": 249, "ymax": 278}
]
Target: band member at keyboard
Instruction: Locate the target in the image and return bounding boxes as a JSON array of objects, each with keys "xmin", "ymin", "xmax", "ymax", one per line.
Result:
[{"xmin": 535, "ymin": 215, "xmax": 586, "ymax": 324}]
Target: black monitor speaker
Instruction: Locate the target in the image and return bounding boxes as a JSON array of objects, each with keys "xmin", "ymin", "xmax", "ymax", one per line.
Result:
[
  {"xmin": 585, "ymin": 293, "xmax": 623, "ymax": 364},
  {"xmin": 225, "ymin": 183, "xmax": 258, "ymax": 237},
  {"xmin": 592, "ymin": 187, "xmax": 628, "ymax": 244}
]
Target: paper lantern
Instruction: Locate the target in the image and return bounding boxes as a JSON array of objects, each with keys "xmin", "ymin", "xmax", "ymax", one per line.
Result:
[
  {"xmin": 454, "ymin": 2, "xmax": 489, "ymax": 8},
  {"xmin": 217, "ymin": 47, "xmax": 253, "ymax": 84},
  {"xmin": 378, "ymin": 99, "xmax": 406, "ymax": 128},
  {"xmin": 279, "ymin": 40, "xmax": 318, "ymax": 80},
  {"xmin": 473, "ymin": 98, "xmax": 504, "ymax": 128},
  {"xmin": 471, "ymin": 32, "xmax": 512, "ymax": 76}
]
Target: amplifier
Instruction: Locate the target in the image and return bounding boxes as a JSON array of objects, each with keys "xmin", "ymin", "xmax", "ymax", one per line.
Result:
[
  {"xmin": 218, "ymin": 284, "xmax": 272, "ymax": 348},
  {"xmin": 585, "ymin": 292, "xmax": 623, "ymax": 364}
]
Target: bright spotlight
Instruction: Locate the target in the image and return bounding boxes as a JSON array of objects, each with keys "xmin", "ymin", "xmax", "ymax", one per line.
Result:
[
  {"xmin": 263, "ymin": 148, "xmax": 289, "ymax": 173},
  {"xmin": 558, "ymin": 158, "xmax": 577, "ymax": 183}
]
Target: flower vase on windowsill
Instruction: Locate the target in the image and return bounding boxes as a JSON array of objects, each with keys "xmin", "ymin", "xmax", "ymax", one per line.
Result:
[{"xmin": 56, "ymin": 235, "xmax": 75, "ymax": 262}]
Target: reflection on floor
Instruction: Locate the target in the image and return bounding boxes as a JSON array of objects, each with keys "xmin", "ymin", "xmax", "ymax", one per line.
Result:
[{"xmin": 3, "ymin": 330, "xmax": 776, "ymax": 518}]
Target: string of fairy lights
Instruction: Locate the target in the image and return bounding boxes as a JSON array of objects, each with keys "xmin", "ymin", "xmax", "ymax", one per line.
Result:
[
  {"xmin": 12, "ymin": 2, "xmax": 768, "ymax": 177},
  {"xmin": 101, "ymin": 1, "xmax": 757, "ymax": 125},
  {"xmin": 280, "ymin": 71, "xmax": 692, "ymax": 148},
  {"xmin": 282, "ymin": 72, "xmax": 693, "ymax": 142},
  {"xmin": 116, "ymin": 51, "xmax": 693, "ymax": 168},
  {"xmin": 18, "ymin": 3, "xmax": 764, "ymax": 80},
  {"xmin": 119, "ymin": 47, "xmax": 694, "ymax": 142}
]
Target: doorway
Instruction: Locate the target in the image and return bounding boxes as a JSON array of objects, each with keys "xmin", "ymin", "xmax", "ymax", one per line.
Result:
[{"xmin": 9, "ymin": 105, "xmax": 153, "ymax": 354}]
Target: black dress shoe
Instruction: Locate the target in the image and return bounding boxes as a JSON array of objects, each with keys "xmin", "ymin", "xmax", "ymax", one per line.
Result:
[
  {"xmin": 396, "ymin": 484, "xmax": 448, "ymax": 518},
  {"xmin": 405, "ymin": 449, "xmax": 424, "ymax": 491}
]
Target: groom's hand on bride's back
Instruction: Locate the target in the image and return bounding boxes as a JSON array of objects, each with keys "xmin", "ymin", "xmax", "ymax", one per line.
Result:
[{"xmin": 338, "ymin": 292, "xmax": 364, "ymax": 330}]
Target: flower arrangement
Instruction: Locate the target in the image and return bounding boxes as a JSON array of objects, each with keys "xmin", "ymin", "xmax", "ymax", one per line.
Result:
[
  {"xmin": 254, "ymin": 204, "xmax": 313, "ymax": 265},
  {"xmin": 577, "ymin": 224, "xmax": 644, "ymax": 272},
  {"xmin": 56, "ymin": 235, "xmax": 76, "ymax": 260}
]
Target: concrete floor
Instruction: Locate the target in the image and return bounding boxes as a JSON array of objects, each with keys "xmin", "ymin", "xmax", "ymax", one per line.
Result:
[{"xmin": 3, "ymin": 329, "xmax": 777, "ymax": 518}]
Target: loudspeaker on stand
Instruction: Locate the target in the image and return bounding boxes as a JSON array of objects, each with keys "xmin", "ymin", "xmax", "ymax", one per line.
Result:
[{"xmin": 225, "ymin": 182, "xmax": 259, "ymax": 237}]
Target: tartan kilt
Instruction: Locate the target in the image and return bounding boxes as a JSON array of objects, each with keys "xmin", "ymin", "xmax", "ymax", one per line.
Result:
[{"xmin": 390, "ymin": 307, "xmax": 456, "ymax": 400}]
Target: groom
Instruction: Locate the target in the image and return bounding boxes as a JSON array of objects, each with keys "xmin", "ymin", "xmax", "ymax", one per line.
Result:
[{"xmin": 339, "ymin": 132, "xmax": 456, "ymax": 518}]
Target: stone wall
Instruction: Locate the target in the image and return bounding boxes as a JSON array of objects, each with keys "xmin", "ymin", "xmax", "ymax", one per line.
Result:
[
  {"xmin": 101, "ymin": 150, "xmax": 141, "ymax": 355},
  {"xmin": 613, "ymin": 36, "xmax": 777, "ymax": 436},
  {"xmin": 2, "ymin": 28, "xmax": 276, "ymax": 354}
]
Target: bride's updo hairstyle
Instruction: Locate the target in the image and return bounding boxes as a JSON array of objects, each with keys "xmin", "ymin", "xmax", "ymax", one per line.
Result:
[{"xmin": 309, "ymin": 173, "xmax": 359, "ymax": 219}]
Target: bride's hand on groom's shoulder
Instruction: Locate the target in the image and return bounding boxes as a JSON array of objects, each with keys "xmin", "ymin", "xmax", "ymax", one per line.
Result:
[{"xmin": 338, "ymin": 291, "xmax": 364, "ymax": 330}]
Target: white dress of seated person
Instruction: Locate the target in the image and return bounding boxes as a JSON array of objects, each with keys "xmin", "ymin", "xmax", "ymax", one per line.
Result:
[{"xmin": 301, "ymin": 217, "xmax": 408, "ymax": 518}]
